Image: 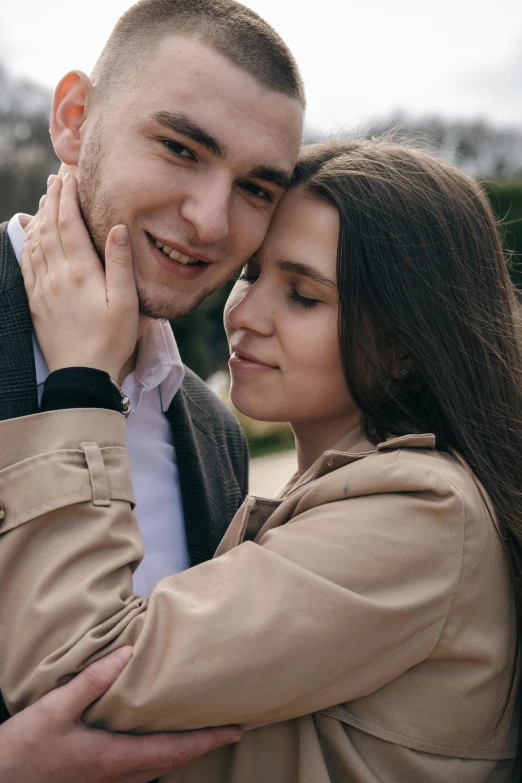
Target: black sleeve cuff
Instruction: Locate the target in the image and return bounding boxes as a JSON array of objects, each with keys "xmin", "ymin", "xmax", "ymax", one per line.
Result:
[{"xmin": 40, "ymin": 367, "xmax": 123, "ymax": 414}]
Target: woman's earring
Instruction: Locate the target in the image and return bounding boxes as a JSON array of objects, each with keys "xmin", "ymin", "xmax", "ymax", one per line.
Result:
[{"xmin": 399, "ymin": 368, "xmax": 411, "ymax": 380}]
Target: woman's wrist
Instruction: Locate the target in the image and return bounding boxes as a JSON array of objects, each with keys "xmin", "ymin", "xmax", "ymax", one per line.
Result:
[
  {"xmin": 40, "ymin": 368, "xmax": 124, "ymax": 414},
  {"xmin": 46, "ymin": 358, "xmax": 121, "ymax": 380}
]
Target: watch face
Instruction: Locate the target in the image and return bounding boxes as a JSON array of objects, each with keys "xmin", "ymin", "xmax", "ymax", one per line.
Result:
[
  {"xmin": 121, "ymin": 394, "xmax": 132, "ymax": 416},
  {"xmin": 110, "ymin": 380, "xmax": 132, "ymax": 417}
]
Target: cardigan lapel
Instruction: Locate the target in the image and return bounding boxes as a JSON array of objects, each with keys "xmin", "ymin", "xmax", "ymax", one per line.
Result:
[
  {"xmin": 165, "ymin": 385, "xmax": 231, "ymax": 567},
  {"xmin": 0, "ymin": 223, "xmax": 38, "ymax": 421}
]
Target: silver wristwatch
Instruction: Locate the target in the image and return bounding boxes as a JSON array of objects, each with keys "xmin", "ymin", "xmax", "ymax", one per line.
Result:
[{"xmin": 110, "ymin": 379, "xmax": 132, "ymax": 417}]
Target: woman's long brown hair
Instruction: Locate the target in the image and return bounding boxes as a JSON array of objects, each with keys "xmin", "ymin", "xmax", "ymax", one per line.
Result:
[{"xmin": 293, "ymin": 138, "xmax": 522, "ymax": 771}]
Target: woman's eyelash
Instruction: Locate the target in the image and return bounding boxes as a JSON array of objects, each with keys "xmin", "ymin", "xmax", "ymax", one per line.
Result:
[
  {"xmin": 289, "ymin": 289, "xmax": 319, "ymax": 309},
  {"xmin": 238, "ymin": 273, "xmax": 319, "ymax": 309}
]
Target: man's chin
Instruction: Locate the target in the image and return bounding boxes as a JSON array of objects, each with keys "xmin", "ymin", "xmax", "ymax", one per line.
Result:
[
  {"xmin": 138, "ymin": 299, "xmax": 187, "ymax": 322},
  {"xmin": 137, "ymin": 288, "xmax": 203, "ymax": 322}
]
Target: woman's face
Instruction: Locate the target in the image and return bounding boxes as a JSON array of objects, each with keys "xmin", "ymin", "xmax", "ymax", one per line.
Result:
[{"xmin": 224, "ymin": 187, "xmax": 357, "ymax": 430}]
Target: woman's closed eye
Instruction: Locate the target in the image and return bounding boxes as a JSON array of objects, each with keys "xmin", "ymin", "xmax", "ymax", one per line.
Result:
[
  {"xmin": 238, "ymin": 267, "xmax": 320, "ymax": 309},
  {"xmin": 289, "ymin": 289, "xmax": 319, "ymax": 309}
]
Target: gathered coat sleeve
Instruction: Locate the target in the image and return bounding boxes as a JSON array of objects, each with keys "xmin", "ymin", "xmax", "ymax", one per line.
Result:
[{"xmin": 0, "ymin": 410, "xmax": 467, "ymax": 732}]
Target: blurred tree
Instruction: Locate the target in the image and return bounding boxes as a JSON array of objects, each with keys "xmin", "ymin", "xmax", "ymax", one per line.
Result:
[
  {"xmin": 485, "ymin": 182, "xmax": 522, "ymax": 290},
  {"xmin": 0, "ymin": 64, "xmax": 58, "ymax": 221},
  {"xmin": 361, "ymin": 114, "xmax": 522, "ymax": 180}
]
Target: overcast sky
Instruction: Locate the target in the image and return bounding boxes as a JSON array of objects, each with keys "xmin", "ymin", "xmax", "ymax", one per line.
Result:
[{"xmin": 1, "ymin": 0, "xmax": 521, "ymax": 133}]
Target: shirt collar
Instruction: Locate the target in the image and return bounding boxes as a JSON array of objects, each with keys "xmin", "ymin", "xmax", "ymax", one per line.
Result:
[
  {"xmin": 7, "ymin": 213, "xmax": 185, "ymax": 408},
  {"xmin": 123, "ymin": 319, "xmax": 185, "ymax": 413},
  {"xmin": 7, "ymin": 212, "xmax": 32, "ymax": 258}
]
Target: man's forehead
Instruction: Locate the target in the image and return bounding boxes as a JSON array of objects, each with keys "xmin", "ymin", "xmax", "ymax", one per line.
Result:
[{"xmin": 132, "ymin": 34, "xmax": 303, "ymax": 159}]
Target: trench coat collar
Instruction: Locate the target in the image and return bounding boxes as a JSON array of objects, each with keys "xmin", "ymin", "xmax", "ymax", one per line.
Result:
[{"xmin": 283, "ymin": 426, "xmax": 436, "ymax": 498}]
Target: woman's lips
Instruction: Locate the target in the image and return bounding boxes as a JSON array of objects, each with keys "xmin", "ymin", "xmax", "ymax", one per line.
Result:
[{"xmin": 229, "ymin": 349, "xmax": 279, "ymax": 372}]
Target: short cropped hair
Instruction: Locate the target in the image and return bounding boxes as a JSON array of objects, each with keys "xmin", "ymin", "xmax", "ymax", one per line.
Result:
[{"xmin": 91, "ymin": 0, "xmax": 305, "ymax": 107}]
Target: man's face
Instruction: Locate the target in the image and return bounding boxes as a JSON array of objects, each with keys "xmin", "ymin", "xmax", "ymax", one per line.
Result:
[{"xmin": 76, "ymin": 35, "xmax": 303, "ymax": 320}]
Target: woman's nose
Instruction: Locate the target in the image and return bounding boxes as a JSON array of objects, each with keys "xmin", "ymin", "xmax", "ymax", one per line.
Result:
[{"xmin": 225, "ymin": 281, "xmax": 274, "ymax": 337}]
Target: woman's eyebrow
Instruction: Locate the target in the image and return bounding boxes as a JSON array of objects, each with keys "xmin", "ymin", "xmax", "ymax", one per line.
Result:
[{"xmin": 278, "ymin": 260, "xmax": 336, "ymax": 288}]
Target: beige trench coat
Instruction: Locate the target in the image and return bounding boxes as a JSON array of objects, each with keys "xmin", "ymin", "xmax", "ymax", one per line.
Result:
[{"xmin": 0, "ymin": 408, "xmax": 518, "ymax": 782}]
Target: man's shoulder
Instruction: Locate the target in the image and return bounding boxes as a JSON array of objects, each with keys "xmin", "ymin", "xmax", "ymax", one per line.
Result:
[{"xmin": 0, "ymin": 221, "xmax": 23, "ymax": 294}]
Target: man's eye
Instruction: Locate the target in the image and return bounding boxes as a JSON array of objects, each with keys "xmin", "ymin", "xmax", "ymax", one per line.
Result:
[
  {"xmin": 237, "ymin": 262, "xmax": 259, "ymax": 281},
  {"xmin": 240, "ymin": 183, "xmax": 273, "ymax": 203},
  {"xmin": 162, "ymin": 140, "xmax": 195, "ymax": 160}
]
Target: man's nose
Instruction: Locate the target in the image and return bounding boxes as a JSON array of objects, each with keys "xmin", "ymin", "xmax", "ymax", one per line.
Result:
[{"xmin": 179, "ymin": 175, "xmax": 231, "ymax": 245}]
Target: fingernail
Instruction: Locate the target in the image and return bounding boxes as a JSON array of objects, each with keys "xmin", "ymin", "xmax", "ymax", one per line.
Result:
[
  {"xmin": 113, "ymin": 646, "xmax": 133, "ymax": 669},
  {"xmin": 47, "ymin": 174, "xmax": 56, "ymax": 189},
  {"xmin": 113, "ymin": 225, "xmax": 129, "ymax": 247},
  {"xmin": 26, "ymin": 229, "xmax": 33, "ymax": 242},
  {"xmin": 63, "ymin": 172, "xmax": 70, "ymax": 185},
  {"xmin": 230, "ymin": 731, "xmax": 243, "ymax": 743},
  {"xmin": 39, "ymin": 194, "xmax": 47, "ymax": 209}
]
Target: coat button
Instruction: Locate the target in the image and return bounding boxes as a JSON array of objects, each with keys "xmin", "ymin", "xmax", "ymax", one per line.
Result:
[
  {"xmin": 0, "ymin": 503, "xmax": 4, "ymax": 522},
  {"xmin": 327, "ymin": 460, "xmax": 333, "ymax": 467}
]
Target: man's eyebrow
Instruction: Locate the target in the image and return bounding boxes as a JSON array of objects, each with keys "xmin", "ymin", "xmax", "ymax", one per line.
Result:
[
  {"xmin": 151, "ymin": 111, "xmax": 227, "ymax": 158},
  {"xmin": 248, "ymin": 165, "xmax": 293, "ymax": 191},
  {"xmin": 151, "ymin": 112, "xmax": 292, "ymax": 190},
  {"xmin": 278, "ymin": 260, "xmax": 337, "ymax": 288}
]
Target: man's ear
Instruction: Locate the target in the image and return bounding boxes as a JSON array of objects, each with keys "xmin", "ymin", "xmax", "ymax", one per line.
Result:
[{"xmin": 50, "ymin": 71, "xmax": 94, "ymax": 165}]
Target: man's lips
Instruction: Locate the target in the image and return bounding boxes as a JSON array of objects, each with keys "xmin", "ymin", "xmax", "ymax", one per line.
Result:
[
  {"xmin": 147, "ymin": 233, "xmax": 213, "ymax": 280},
  {"xmin": 146, "ymin": 232, "xmax": 214, "ymax": 265}
]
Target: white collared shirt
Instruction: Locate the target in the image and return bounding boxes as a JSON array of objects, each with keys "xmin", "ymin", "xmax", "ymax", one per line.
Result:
[{"xmin": 8, "ymin": 214, "xmax": 190, "ymax": 596}]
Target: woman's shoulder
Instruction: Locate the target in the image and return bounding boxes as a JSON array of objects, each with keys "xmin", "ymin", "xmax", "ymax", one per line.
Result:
[
  {"xmin": 295, "ymin": 433, "xmax": 494, "ymax": 540},
  {"xmin": 374, "ymin": 437, "xmax": 492, "ymax": 524},
  {"xmin": 354, "ymin": 434, "xmax": 486, "ymax": 503},
  {"xmin": 278, "ymin": 435, "xmax": 504, "ymax": 625}
]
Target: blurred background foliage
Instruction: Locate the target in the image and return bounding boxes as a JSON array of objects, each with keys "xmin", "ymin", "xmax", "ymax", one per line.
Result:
[
  {"xmin": 484, "ymin": 182, "xmax": 522, "ymax": 289},
  {"xmin": 1, "ymin": 65, "xmax": 521, "ymax": 454}
]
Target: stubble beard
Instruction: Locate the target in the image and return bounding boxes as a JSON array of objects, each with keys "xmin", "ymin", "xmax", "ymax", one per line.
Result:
[{"xmin": 77, "ymin": 126, "xmax": 212, "ymax": 322}]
